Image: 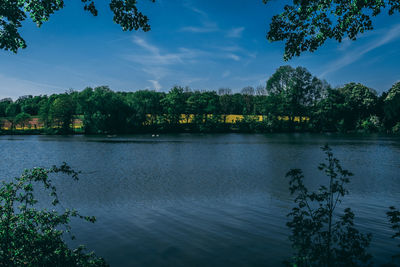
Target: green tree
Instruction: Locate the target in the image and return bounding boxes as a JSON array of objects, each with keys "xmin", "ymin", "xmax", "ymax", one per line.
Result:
[
  {"xmin": 264, "ymin": 0, "xmax": 400, "ymax": 60},
  {"xmin": 286, "ymin": 145, "xmax": 372, "ymax": 266},
  {"xmin": 5, "ymin": 102, "xmax": 20, "ymax": 118},
  {"xmin": 384, "ymin": 82, "xmax": 400, "ymax": 130},
  {"xmin": 219, "ymin": 91, "xmax": 234, "ymax": 123},
  {"xmin": 312, "ymin": 88, "xmax": 346, "ymax": 132},
  {"xmin": 79, "ymin": 86, "xmax": 130, "ymax": 134},
  {"xmin": 0, "ymin": 98, "xmax": 12, "ymax": 118},
  {"xmin": 339, "ymin": 83, "xmax": 378, "ymax": 131},
  {"xmin": 0, "ymin": 163, "xmax": 107, "ymax": 266},
  {"xmin": 16, "ymin": 95, "xmax": 48, "ymax": 116},
  {"xmin": 218, "ymin": 93, "xmax": 244, "ymax": 116},
  {"xmin": 1, "ymin": 0, "xmax": 156, "ymax": 53},
  {"xmin": 202, "ymin": 91, "xmax": 220, "ymax": 116},
  {"xmin": 241, "ymin": 86, "xmax": 255, "ymax": 96},
  {"xmin": 217, "ymin": 88, "xmax": 232, "ymax": 96},
  {"xmin": 49, "ymin": 94, "xmax": 76, "ymax": 133},
  {"xmin": 241, "ymin": 87, "xmax": 256, "ymax": 115},
  {"xmin": 266, "ymin": 66, "xmax": 326, "ymax": 129},
  {"xmin": 186, "ymin": 91, "xmax": 207, "ymax": 124},
  {"xmin": 186, "ymin": 91, "xmax": 220, "ymax": 124},
  {"xmin": 160, "ymin": 86, "xmax": 187, "ymax": 125},
  {"xmin": 230, "ymin": 93, "xmax": 245, "ymax": 114},
  {"xmin": 387, "ymin": 206, "xmax": 400, "ymax": 264},
  {"xmin": 125, "ymin": 90, "xmax": 165, "ymax": 127},
  {"xmin": 4, "ymin": 102, "xmax": 21, "ymax": 130},
  {"xmin": 38, "ymin": 96, "xmax": 57, "ymax": 129},
  {"xmin": 15, "ymin": 112, "xmax": 32, "ymax": 129}
]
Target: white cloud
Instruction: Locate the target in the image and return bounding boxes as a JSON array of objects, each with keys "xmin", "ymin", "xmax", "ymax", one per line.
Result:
[
  {"xmin": 248, "ymin": 52, "xmax": 257, "ymax": 59},
  {"xmin": 180, "ymin": 3, "xmax": 219, "ymax": 34},
  {"xmin": 218, "ymin": 45, "xmax": 256, "ymax": 59},
  {"xmin": 321, "ymin": 24, "xmax": 400, "ymax": 77},
  {"xmin": 142, "ymin": 67, "xmax": 169, "ymax": 80},
  {"xmin": 128, "ymin": 36, "xmax": 206, "ymax": 66},
  {"xmin": 183, "ymin": 1, "xmax": 208, "ymax": 18},
  {"xmin": 226, "ymin": 54, "xmax": 240, "ymax": 61},
  {"xmin": 124, "ymin": 37, "xmax": 219, "ymax": 90},
  {"xmin": 180, "ymin": 22, "xmax": 219, "ymax": 33},
  {"xmin": 133, "ymin": 36, "xmax": 160, "ymax": 54},
  {"xmin": 226, "ymin": 27, "xmax": 245, "ymax": 38},
  {"xmin": 189, "ymin": 7, "xmax": 208, "ymax": 17},
  {"xmin": 148, "ymin": 80, "xmax": 161, "ymax": 91}
]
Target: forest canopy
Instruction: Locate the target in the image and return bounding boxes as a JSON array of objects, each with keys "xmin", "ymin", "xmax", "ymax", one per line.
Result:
[
  {"xmin": 1, "ymin": 66, "xmax": 399, "ymax": 135},
  {"xmin": 2, "ymin": 0, "xmax": 400, "ymax": 58},
  {"xmin": 0, "ymin": 0, "xmax": 155, "ymax": 52},
  {"xmin": 264, "ymin": 0, "xmax": 400, "ymax": 60}
]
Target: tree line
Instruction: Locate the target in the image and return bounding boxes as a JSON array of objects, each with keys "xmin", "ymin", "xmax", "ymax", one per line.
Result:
[{"xmin": 1, "ymin": 65, "xmax": 400, "ymax": 134}]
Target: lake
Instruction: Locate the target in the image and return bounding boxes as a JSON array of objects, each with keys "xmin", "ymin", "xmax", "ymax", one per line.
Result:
[{"xmin": 1, "ymin": 133, "xmax": 400, "ymax": 266}]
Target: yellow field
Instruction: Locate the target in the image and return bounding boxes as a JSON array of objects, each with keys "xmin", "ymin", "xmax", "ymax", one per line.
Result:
[
  {"xmin": 1, "ymin": 114, "xmax": 309, "ymax": 130},
  {"xmin": 175, "ymin": 114, "xmax": 309, "ymax": 124},
  {"xmin": 0, "ymin": 117, "xmax": 84, "ymax": 130}
]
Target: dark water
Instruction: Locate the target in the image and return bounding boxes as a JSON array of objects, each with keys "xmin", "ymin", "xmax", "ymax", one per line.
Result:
[{"xmin": 1, "ymin": 133, "xmax": 400, "ymax": 266}]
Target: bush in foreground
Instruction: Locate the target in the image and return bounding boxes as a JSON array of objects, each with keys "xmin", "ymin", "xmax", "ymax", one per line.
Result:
[
  {"xmin": 0, "ymin": 163, "xmax": 108, "ymax": 266},
  {"xmin": 387, "ymin": 206, "xmax": 400, "ymax": 265},
  {"xmin": 285, "ymin": 145, "xmax": 372, "ymax": 266}
]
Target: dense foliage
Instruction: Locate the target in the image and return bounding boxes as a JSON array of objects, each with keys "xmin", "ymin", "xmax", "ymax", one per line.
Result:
[
  {"xmin": 387, "ymin": 206, "xmax": 400, "ymax": 263},
  {"xmin": 263, "ymin": 0, "xmax": 400, "ymax": 60},
  {"xmin": 286, "ymin": 145, "xmax": 372, "ymax": 266},
  {"xmin": 1, "ymin": 66, "xmax": 399, "ymax": 134},
  {"xmin": 0, "ymin": 0, "xmax": 155, "ymax": 53},
  {"xmin": 3, "ymin": 0, "xmax": 399, "ymax": 58},
  {"xmin": 0, "ymin": 163, "xmax": 107, "ymax": 266}
]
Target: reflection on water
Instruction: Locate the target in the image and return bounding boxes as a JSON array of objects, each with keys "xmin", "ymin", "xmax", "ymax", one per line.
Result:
[{"xmin": 1, "ymin": 133, "xmax": 399, "ymax": 266}]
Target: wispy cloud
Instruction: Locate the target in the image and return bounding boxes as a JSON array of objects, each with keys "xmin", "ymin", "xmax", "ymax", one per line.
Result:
[
  {"xmin": 321, "ymin": 24, "xmax": 400, "ymax": 77},
  {"xmin": 180, "ymin": 3, "xmax": 219, "ymax": 34},
  {"xmin": 124, "ymin": 36, "xmax": 216, "ymax": 90},
  {"xmin": 148, "ymin": 80, "xmax": 161, "ymax": 91},
  {"xmin": 141, "ymin": 66, "xmax": 170, "ymax": 80},
  {"xmin": 226, "ymin": 54, "xmax": 240, "ymax": 61},
  {"xmin": 183, "ymin": 1, "xmax": 208, "ymax": 18},
  {"xmin": 127, "ymin": 36, "xmax": 205, "ymax": 66},
  {"xmin": 187, "ymin": 6, "xmax": 207, "ymax": 17},
  {"xmin": 180, "ymin": 22, "xmax": 219, "ymax": 33},
  {"xmin": 133, "ymin": 36, "xmax": 160, "ymax": 54},
  {"xmin": 130, "ymin": 36, "xmax": 181, "ymax": 65},
  {"xmin": 218, "ymin": 45, "xmax": 256, "ymax": 59},
  {"xmin": 226, "ymin": 27, "xmax": 245, "ymax": 38}
]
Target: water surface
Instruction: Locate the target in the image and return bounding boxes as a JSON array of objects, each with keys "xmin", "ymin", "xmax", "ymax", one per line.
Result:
[{"xmin": 1, "ymin": 133, "xmax": 399, "ymax": 266}]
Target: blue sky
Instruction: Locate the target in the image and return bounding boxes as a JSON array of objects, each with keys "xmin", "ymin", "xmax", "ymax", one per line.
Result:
[{"xmin": 1, "ymin": 0, "xmax": 400, "ymax": 99}]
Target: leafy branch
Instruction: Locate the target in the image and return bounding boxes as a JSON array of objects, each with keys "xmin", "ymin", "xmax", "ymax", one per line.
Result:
[
  {"xmin": 286, "ymin": 145, "xmax": 372, "ymax": 266},
  {"xmin": 0, "ymin": 163, "xmax": 107, "ymax": 266}
]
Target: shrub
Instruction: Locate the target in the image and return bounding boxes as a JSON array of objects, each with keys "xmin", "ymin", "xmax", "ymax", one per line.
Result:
[
  {"xmin": 392, "ymin": 122, "xmax": 400, "ymax": 134},
  {"xmin": 0, "ymin": 163, "xmax": 108, "ymax": 266},
  {"xmin": 387, "ymin": 206, "xmax": 400, "ymax": 264},
  {"xmin": 358, "ymin": 115, "xmax": 382, "ymax": 132},
  {"xmin": 285, "ymin": 145, "xmax": 372, "ymax": 266}
]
